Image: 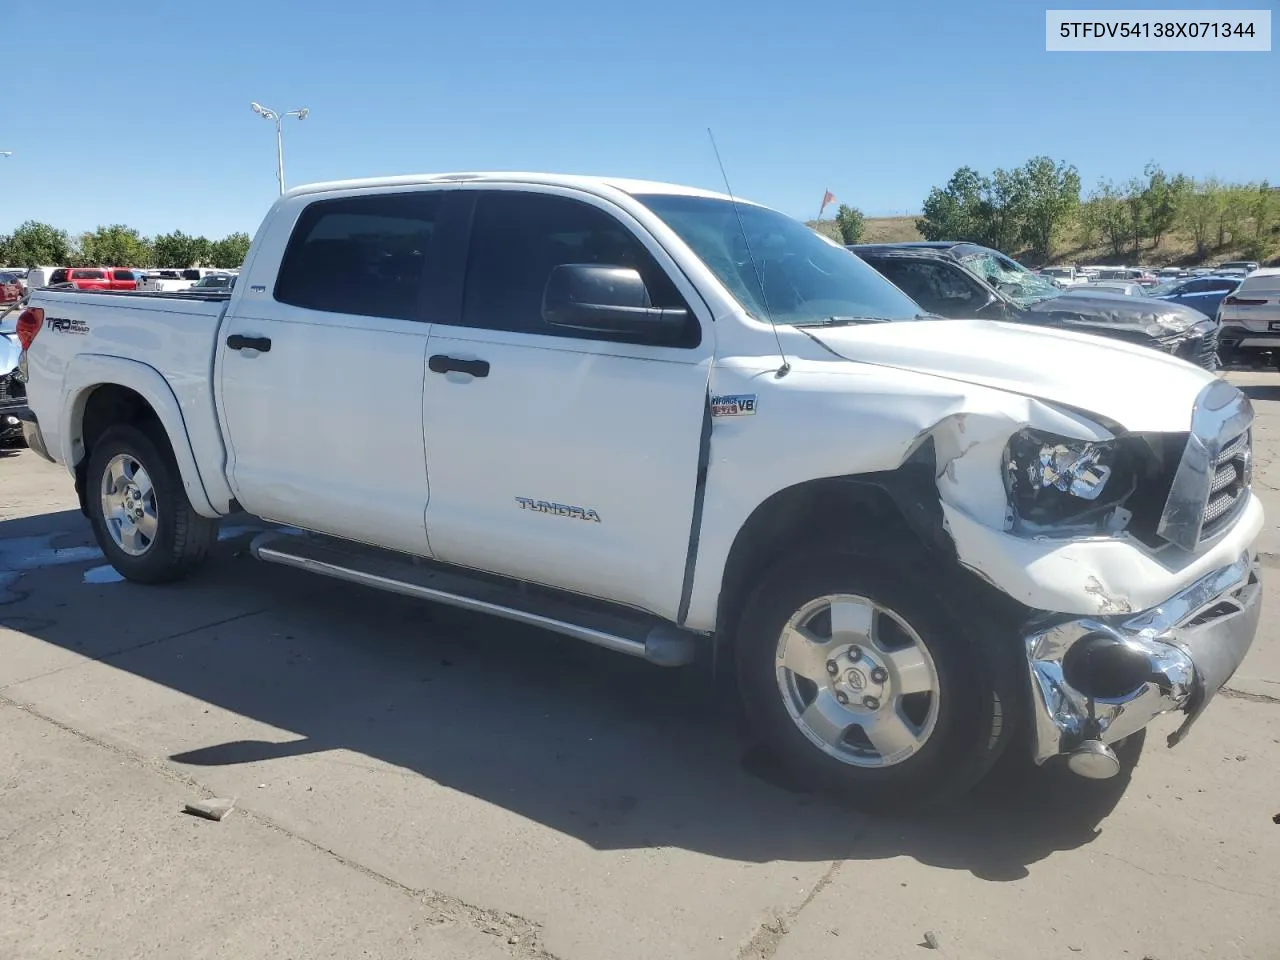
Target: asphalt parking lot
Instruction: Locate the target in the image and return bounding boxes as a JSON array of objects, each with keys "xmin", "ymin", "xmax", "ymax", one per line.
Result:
[{"xmin": 2, "ymin": 371, "xmax": 1279, "ymax": 960}]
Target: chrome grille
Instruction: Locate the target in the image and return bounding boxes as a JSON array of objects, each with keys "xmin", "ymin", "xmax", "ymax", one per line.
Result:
[
  {"xmin": 1200, "ymin": 429, "xmax": 1251, "ymax": 538},
  {"xmin": 1156, "ymin": 380, "xmax": 1254, "ymax": 551}
]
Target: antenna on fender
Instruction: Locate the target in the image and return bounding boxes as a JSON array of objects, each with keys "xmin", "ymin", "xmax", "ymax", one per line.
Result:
[{"xmin": 707, "ymin": 128, "xmax": 789, "ymax": 378}]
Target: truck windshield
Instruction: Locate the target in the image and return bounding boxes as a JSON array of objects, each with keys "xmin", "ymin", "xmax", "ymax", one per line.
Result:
[
  {"xmin": 958, "ymin": 251, "xmax": 1062, "ymax": 308},
  {"xmin": 633, "ymin": 193, "xmax": 922, "ymax": 325}
]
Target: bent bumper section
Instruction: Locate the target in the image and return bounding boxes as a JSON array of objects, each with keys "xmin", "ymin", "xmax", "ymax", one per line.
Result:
[
  {"xmin": 14, "ymin": 406, "xmax": 54, "ymax": 461},
  {"xmin": 1025, "ymin": 551, "xmax": 1261, "ymax": 770}
]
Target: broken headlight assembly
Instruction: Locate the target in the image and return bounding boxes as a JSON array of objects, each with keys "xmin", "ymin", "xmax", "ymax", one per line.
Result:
[{"xmin": 1002, "ymin": 428, "xmax": 1137, "ymax": 535}]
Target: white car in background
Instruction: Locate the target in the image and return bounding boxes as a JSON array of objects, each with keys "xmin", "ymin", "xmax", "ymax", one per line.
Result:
[
  {"xmin": 1218, "ymin": 267, "xmax": 1280, "ymax": 370},
  {"xmin": 139, "ymin": 268, "xmax": 227, "ymax": 293},
  {"xmin": 1081, "ymin": 280, "xmax": 1148, "ymax": 297}
]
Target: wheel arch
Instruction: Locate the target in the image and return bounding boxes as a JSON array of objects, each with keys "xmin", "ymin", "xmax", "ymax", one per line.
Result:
[
  {"xmin": 61, "ymin": 356, "xmax": 218, "ymax": 518},
  {"xmin": 714, "ymin": 439, "xmax": 956, "ymax": 649}
]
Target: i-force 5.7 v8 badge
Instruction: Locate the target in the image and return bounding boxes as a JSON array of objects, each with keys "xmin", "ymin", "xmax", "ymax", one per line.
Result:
[
  {"xmin": 515, "ymin": 498, "xmax": 602, "ymax": 522},
  {"xmin": 711, "ymin": 394, "xmax": 756, "ymax": 417}
]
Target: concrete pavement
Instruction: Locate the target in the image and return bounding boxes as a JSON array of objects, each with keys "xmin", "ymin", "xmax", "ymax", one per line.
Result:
[{"xmin": 1, "ymin": 370, "xmax": 1278, "ymax": 960}]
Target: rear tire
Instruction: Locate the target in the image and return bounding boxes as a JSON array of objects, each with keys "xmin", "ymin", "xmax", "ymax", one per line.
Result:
[
  {"xmin": 735, "ymin": 549, "xmax": 1014, "ymax": 813},
  {"xmin": 85, "ymin": 422, "xmax": 216, "ymax": 584}
]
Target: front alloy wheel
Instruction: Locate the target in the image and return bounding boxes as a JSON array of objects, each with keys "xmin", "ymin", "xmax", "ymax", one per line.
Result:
[
  {"xmin": 776, "ymin": 594, "xmax": 940, "ymax": 768},
  {"xmin": 736, "ymin": 551, "xmax": 1012, "ymax": 811}
]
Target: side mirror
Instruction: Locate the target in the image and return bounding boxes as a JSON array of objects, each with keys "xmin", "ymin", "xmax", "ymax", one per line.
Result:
[{"xmin": 541, "ymin": 264, "xmax": 688, "ymax": 338}]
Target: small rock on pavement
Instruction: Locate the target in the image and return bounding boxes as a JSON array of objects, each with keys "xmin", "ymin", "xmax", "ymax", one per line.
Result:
[
  {"xmin": 184, "ymin": 797, "xmax": 236, "ymax": 821},
  {"xmin": 921, "ymin": 931, "xmax": 940, "ymax": 950}
]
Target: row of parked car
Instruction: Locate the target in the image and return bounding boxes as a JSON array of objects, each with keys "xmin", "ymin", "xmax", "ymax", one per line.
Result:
[
  {"xmin": 847, "ymin": 242, "xmax": 1280, "ymax": 372},
  {"xmin": 0, "ymin": 266, "xmax": 239, "ymax": 299}
]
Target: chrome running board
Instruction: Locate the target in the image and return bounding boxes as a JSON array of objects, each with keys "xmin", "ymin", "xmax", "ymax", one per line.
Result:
[{"xmin": 249, "ymin": 531, "xmax": 699, "ymax": 667}]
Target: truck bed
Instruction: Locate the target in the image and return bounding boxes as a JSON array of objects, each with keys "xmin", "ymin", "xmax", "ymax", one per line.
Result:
[{"xmin": 23, "ymin": 286, "xmax": 233, "ymax": 511}]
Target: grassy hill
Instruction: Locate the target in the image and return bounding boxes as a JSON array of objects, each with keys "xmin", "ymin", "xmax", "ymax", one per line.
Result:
[{"xmin": 809, "ymin": 214, "xmax": 1280, "ymax": 268}]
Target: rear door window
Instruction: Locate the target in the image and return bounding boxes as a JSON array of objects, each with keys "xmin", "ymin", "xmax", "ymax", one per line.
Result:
[
  {"xmin": 71, "ymin": 269, "xmax": 106, "ymax": 280},
  {"xmin": 275, "ymin": 191, "xmax": 442, "ymax": 321}
]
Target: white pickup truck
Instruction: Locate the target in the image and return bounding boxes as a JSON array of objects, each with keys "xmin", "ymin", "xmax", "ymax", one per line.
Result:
[{"xmin": 12, "ymin": 172, "xmax": 1263, "ymax": 810}]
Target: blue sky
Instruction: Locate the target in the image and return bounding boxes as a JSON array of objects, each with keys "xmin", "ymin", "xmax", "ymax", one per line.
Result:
[{"xmin": 2, "ymin": 0, "xmax": 1276, "ymax": 239}]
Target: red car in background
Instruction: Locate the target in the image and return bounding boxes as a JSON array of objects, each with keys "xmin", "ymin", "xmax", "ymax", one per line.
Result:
[
  {"xmin": 47, "ymin": 267, "xmax": 114, "ymax": 289},
  {"xmin": 108, "ymin": 268, "xmax": 140, "ymax": 290},
  {"xmin": 0, "ymin": 271, "xmax": 22, "ymax": 304}
]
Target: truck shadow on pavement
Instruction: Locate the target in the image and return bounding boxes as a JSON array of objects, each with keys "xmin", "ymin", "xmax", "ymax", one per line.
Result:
[{"xmin": 2, "ymin": 513, "xmax": 1136, "ymax": 882}]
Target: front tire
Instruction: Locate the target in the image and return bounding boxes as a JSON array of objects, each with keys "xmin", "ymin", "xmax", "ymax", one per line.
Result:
[
  {"xmin": 735, "ymin": 550, "xmax": 1013, "ymax": 813},
  {"xmin": 86, "ymin": 422, "xmax": 216, "ymax": 584}
]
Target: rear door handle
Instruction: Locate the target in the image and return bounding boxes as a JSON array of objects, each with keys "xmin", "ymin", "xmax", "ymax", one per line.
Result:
[
  {"xmin": 429, "ymin": 354, "xmax": 489, "ymax": 378},
  {"xmin": 227, "ymin": 334, "xmax": 271, "ymax": 352}
]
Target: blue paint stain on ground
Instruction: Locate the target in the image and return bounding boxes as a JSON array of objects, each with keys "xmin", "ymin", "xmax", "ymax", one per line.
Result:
[
  {"xmin": 82, "ymin": 565, "xmax": 126, "ymax": 584},
  {"xmin": 1, "ymin": 523, "xmax": 304, "ymax": 600},
  {"xmin": 0, "ymin": 534, "xmax": 105, "ymax": 602}
]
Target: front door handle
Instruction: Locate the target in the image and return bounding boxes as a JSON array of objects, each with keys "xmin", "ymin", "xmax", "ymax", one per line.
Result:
[
  {"xmin": 429, "ymin": 354, "xmax": 489, "ymax": 378},
  {"xmin": 227, "ymin": 334, "xmax": 272, "ymax": 352}
]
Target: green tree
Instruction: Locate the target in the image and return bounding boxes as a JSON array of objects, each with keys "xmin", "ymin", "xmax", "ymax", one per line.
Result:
[
  {"xmin": 916, "ymin": 166, "xmax": 988, "ymax": 242},
  {"xmin": 1179, "ymin": 178, "xmax": 1223, "ymax": 258},
  {"xmin": 1216, "ymin": 188, "xmax": 1249, "ymax": 249},
  {"xmin": 1124, "ymin": 177, "xmax": 1146, "ymax": 255},
  {"xmin": 209, "ymin": 232, "xmax": 251, "ymax": 268},
  {"xmin": 0, "ymin": 220, "xmax": 72, "ymax": 267},
  {"xmin": 1076, "ymin": 198, "xmax": 1101, "ymax": 248},
  {"xmin": 1016, "ymin": 156, "xmax": 1080, "ymax": 259},
  {"xmin": 1089, "ymin": 180, "xmax": 1134, "ymax": 257},
  {"xmin": 152, "ymin": 230, "xmax": 212, "ymax": 268},
  {"xmin": 834, "ymin": 205, "xmax": 865, "ymax": 245},
  {"xmin": 1138, "ymin": 162, "xmax": 1189, "ymax": 248},
  {"xmin": 978, "ymin": 167, "xmax": 1025, "ymax": 253},
  {"xmin": 77, "ymin": 224, "xmax": 153, "ymax": 266},
  {"xmin": 1248, "ymin": 181, "xmax": 1275, "ymax": 240}
]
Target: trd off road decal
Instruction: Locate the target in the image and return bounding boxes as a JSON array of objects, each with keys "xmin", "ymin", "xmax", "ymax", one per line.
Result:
[
  {"xmin": 48, "ymin": 318, "xmax": 90, "ymax": 335},
  {"xmin": 710, "ymin": 394, "xmax": 756, "ymax": 418}
]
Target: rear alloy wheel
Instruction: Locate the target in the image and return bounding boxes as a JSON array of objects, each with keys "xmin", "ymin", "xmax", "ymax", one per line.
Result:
[
  {"xmin": 86, "ymin": 423, "xmax": 216, "ymax": 583},
  {"xmin": 100, "ymin": 453, "xmax": 160, "ymax": 556},
  {"xmin": 736, "ymin": 551, "xmax": 1011, "ymax": 812}
]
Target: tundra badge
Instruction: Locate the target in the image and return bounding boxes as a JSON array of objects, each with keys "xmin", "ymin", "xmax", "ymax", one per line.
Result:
[{"xmin": 515, "ymin": 498, "xmax": 601, "ymax": 522}]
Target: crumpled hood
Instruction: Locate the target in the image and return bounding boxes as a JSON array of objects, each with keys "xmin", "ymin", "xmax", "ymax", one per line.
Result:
[
  {"xmin": 806, "ymin": 318, "xmax": 1213, "ymax": 433},
  {"xmin": 1027, "ymin": 288, "xmax": 1210, "ymax": 337}
]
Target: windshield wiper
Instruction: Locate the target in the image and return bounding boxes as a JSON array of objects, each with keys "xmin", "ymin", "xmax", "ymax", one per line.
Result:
[{"xmin": 795, "ymin": 315, "xmax": 892, "ymax": 327}]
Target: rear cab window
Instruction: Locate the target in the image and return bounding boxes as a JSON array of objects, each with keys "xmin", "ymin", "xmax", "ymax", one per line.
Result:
[{"xmin": 274, "ymin": 191, "xmax": 442, "ymax": 320}]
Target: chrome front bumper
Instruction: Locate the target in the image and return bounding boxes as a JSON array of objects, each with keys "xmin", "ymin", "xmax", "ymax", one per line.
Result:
[{"xmin": 1025, "ymin": 551, "xmax": 1261, "ymax": 765}]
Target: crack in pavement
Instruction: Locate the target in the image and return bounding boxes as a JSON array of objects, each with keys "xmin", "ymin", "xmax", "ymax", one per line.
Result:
[
  {"xmin": 1221, "ymin": 686, "xmax": 1280, "ymax": 706},
  {"xmin": 735, "ymin": 858, "xmax": 845, "ymax": 960},
  {"xmin": 1095, "ymin": 849, "xmax": 1280, "ymax": 902},
  {"xmin": 0, "ymin": 693, "xmax": 564, "ymax": 960}
]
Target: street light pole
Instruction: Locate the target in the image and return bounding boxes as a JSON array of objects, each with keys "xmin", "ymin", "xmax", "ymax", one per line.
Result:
[{"xmin": 249, "ymin": 103, "xmax": 309, "ymax": 195}]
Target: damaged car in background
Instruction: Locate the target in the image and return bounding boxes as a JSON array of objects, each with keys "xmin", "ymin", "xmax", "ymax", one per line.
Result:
[
  {"xmin": 852, "ymin": 242, "xmax": 1222, "ymax": 369},
  {"xmin": 14, "ymin": 172, "xmax": 1263, "ymax": 811},
  {"xmin": 1, "ymin": 298, "xmax": 28, "ymax": 443}
]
